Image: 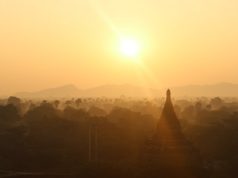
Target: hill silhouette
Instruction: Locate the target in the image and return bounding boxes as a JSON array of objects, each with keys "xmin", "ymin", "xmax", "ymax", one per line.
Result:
[
  {"xmin": 16, "ymin": 84, "xmax": 80, "ymax": 98},
  {"xmin": 171, "ymin": 82, "xmax": 238, "ymax": 97},
  {"xmin": 15, "ymin": 84, "xmax": 159, "ymax": 99},
  {"xmin": 14, "ymin": 83, "xmax": 238, "ymax": 98}
]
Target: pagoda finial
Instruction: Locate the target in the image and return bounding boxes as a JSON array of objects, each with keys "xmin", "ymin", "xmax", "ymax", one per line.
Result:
[{"xmin": 166, "ymin": 89, "xmax": 171, "ymax": 100}]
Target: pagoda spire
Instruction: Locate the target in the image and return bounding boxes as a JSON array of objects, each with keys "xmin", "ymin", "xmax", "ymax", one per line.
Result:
[
  {"xmin": 142, "ymin": 89, "xmax": 209, "ymax": 178},
  {"xmin": 166, "ymin": 89, "xmax": 171, "ymax": 101},
  {"xmin": 156, "ymin": 89, "xmax": 182, "ymax": 138}
]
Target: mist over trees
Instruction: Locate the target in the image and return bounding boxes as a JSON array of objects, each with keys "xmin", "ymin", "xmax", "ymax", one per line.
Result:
[{"xmin": 0, "ymin": 95, "xmax": 238, "ymax": 177}]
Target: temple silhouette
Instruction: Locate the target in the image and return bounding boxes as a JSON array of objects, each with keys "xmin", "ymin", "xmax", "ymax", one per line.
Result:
[{"xmin": 140, "ymin": 89, "xmax": 209, "ymax": 178}]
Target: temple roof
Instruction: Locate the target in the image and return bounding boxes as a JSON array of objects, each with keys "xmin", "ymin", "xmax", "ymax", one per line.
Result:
[
  {"xmin": 143, "ymin": 90, "xmax": 207, "ymax": 178},
  {"xmin": 156, "ymin": 89, "xmax": 181, "ymax": 136}
]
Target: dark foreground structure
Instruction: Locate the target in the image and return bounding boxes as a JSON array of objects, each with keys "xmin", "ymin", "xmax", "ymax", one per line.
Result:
[{"xmin": 141, "ymin": 89, "xmax": 209, "ymax": 178}]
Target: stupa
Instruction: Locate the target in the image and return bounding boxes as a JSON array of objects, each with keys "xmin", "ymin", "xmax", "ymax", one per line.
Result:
[{"xmin": 141, "ymin": 89, "xmax": 209, "ymax": 178}]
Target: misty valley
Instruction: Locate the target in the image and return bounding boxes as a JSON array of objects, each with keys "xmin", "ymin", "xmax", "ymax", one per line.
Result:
[
  {"xmin": 1, "ymin": 0, "xmax": 238, "ymax": 177},
  {"xmin": 0, "ymin": 92, "xmax": 238, "ymax": 178}
]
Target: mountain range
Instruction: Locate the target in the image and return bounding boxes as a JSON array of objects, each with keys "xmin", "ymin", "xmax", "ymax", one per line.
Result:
[{"xmin": 14, "ymin": 83, "xmax": 238, "ymax": 98}]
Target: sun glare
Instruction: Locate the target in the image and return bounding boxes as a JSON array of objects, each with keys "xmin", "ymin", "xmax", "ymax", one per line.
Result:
[{"xmin": 119, "ymin": 38, "xmax": 140, "ymax": 58}]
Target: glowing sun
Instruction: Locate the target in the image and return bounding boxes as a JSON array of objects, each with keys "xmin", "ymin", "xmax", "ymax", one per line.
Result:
[{"xmin": 119, "ymin": 38, "xmax": 140, "ymax": 58}]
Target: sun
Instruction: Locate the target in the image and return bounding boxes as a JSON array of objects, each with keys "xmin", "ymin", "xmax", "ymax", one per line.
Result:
[{"xmin": 119, "ymin": 38, "xmax": 140, "ymax": 58}]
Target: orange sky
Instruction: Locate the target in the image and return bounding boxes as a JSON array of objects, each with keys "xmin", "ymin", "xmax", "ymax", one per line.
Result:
[{"xmin": 0, "ymin": 0, "xmax": 238, "ymax": 95}]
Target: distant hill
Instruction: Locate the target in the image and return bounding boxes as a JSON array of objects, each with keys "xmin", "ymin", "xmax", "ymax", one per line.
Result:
[
  {"xmin": 15, "ymin": 83, "xmax": 238, "ymax": 98},
  {"xmin": 15, "ymin": 84, "xmax": 80, "ymax": 99},
  {"xmin": 15, "ymin": 84, "xmax": 160, "ymax": 99},
  {"xmin": 171, "ymin": 83, "xmax": 238, "ymax": 97},
  {"xmin": 82, "ymin": 84, "xmax": 159, "ymax": 98}
]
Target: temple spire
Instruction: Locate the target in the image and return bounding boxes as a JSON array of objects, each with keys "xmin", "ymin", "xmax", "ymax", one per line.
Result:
[
  {"xmin": 165, "ymin": 89, "xmax": 172, "ymax": 104},
  {"xmin": 143, "ymin": 89, "xmax": 208, "ymax": 178},
  {"xmin": 166, "ymin": 89, "xmax": 171, "ymax": 99},
  {"xmin": 156, "ymin": 89, "xmax": 181, "ymax": 136}
]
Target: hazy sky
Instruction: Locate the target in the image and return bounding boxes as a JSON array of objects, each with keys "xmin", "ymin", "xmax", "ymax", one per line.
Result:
[{"xmin": 1, "ymin": 0, "xmax": 238, "ymax": 95}]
